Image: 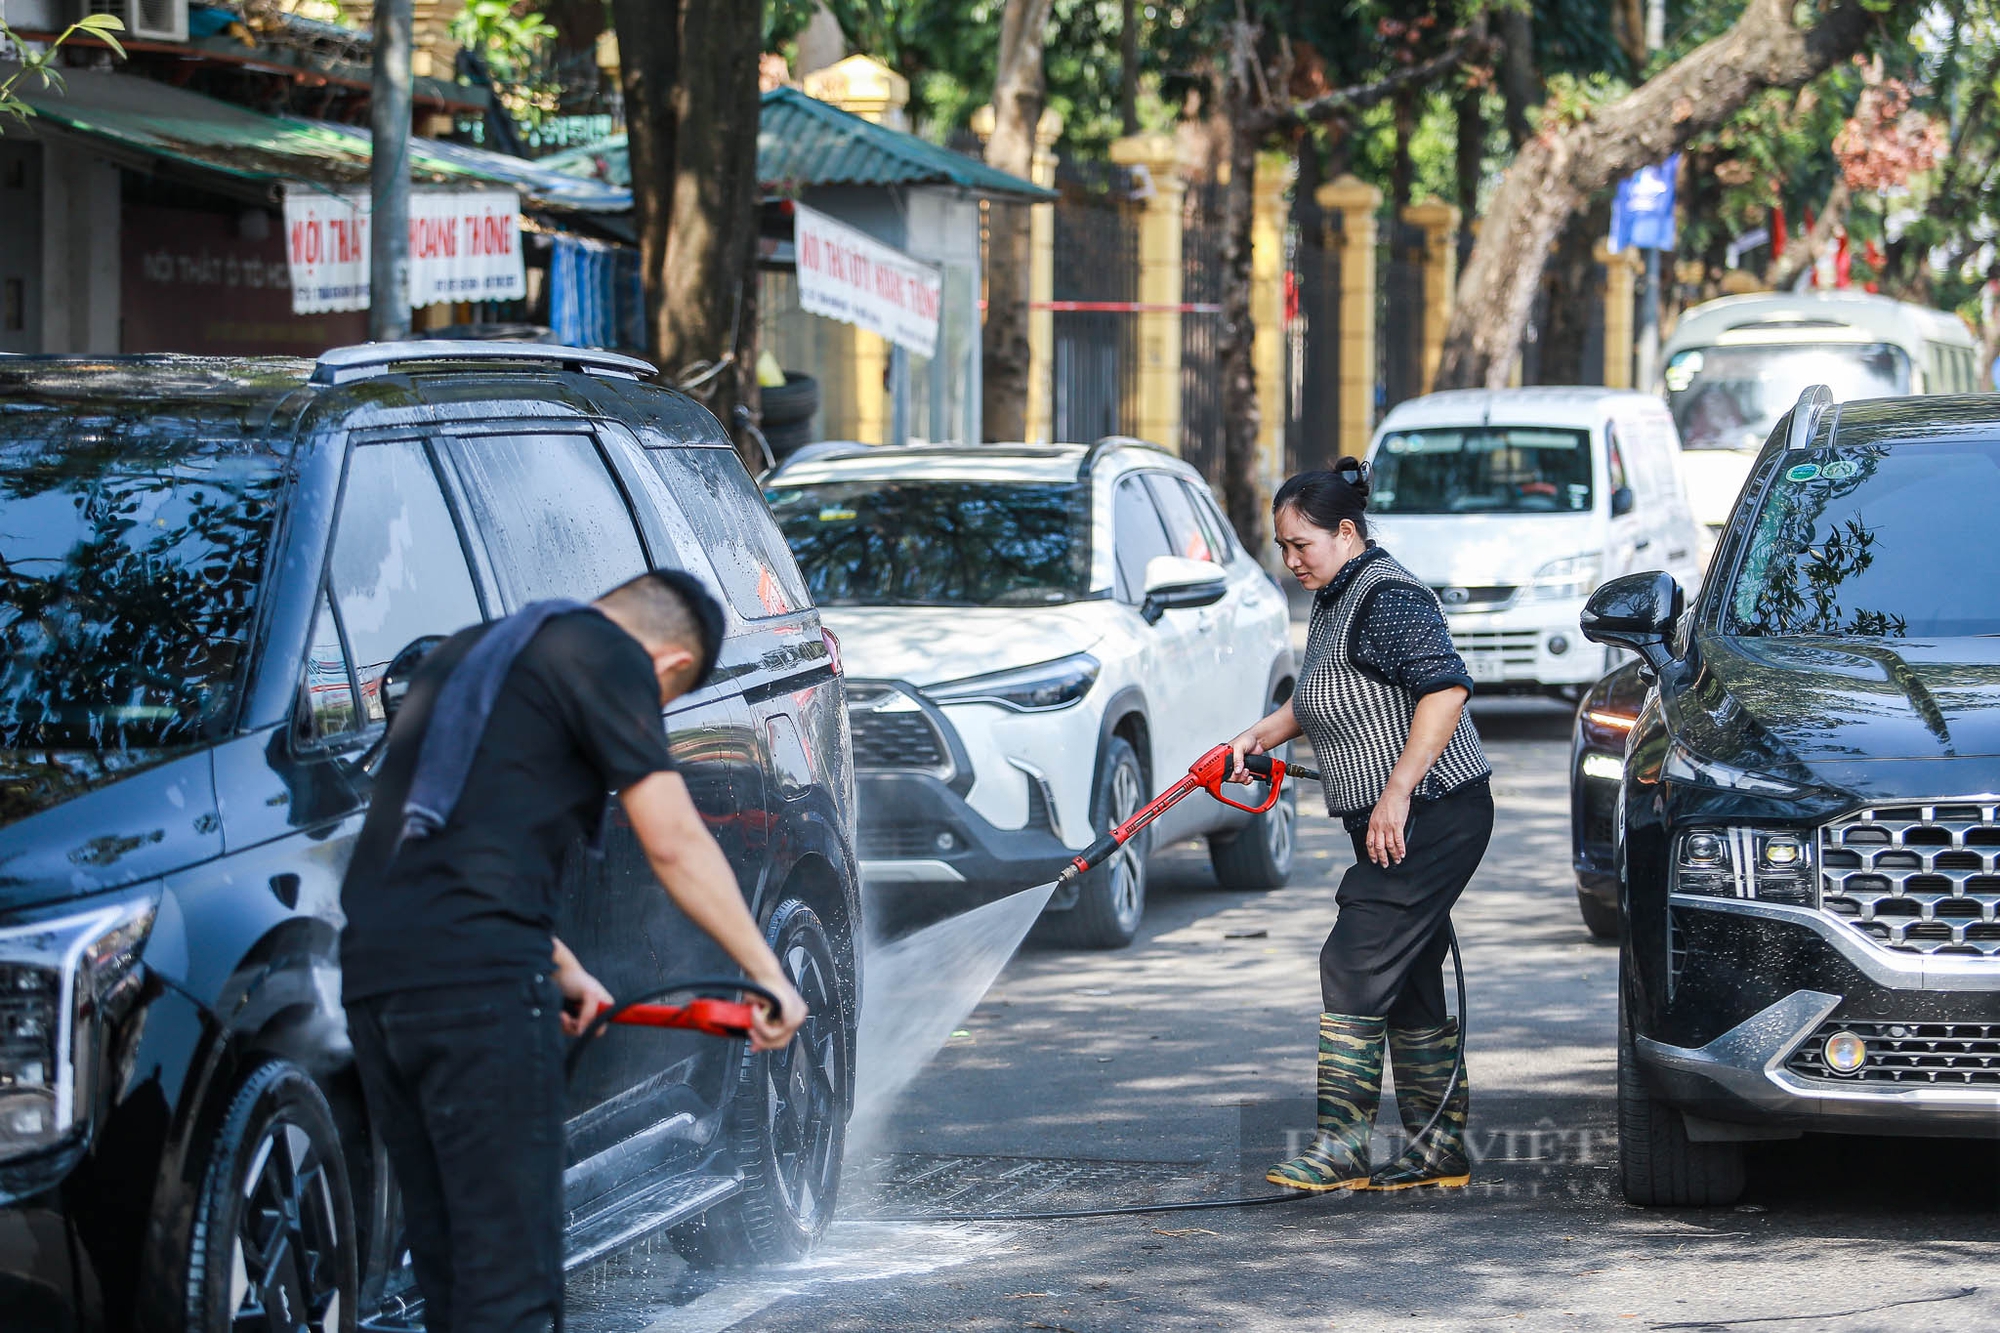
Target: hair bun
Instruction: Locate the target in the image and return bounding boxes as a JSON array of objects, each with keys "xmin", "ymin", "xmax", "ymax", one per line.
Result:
[{"xmin": 1333, "ymin": 456, "xmax": 1371, "ymax": 500}]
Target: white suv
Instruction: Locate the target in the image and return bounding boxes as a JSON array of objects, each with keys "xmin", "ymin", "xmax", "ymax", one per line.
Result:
[{"xmin": 764, "ymin": 439, "xmax": 1296, "ymax": 947}]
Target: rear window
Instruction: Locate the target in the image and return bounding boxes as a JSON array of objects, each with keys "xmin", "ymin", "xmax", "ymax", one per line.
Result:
[
  {"xmin": 0, "ymin": 418, "xmax": 284, "ymax": 764},
  {"xmin": 765, "ymin": 479, "xmax": 1091, "ymax": 607}
]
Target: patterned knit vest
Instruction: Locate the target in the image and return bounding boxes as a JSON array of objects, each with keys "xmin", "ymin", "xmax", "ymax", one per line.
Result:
[{"xmin": 1296, "ymin": 551, "xmax": 1491, "ymax": 818}]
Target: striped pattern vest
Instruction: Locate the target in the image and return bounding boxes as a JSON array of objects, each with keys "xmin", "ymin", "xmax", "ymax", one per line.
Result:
[{"xmin": 1296, "ymin": 551, "xmax": 1490, "ymax": 818}]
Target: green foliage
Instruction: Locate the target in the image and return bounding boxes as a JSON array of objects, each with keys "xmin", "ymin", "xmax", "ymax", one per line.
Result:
[
  {"xmin": 0, "ymin": 13, "xmax": 126, "ymax": 135},
  {"xmin": 451, "ymin": 0, "xmax": 561, "ymax": 128}
]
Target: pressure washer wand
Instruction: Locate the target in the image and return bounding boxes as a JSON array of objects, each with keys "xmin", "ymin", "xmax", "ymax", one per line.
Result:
[{"xmin": 1054, "ymin": 744, "xmax": 1319, "ymax": 888}]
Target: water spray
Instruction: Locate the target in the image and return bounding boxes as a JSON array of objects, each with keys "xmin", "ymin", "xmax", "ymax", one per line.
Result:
[{"xmin": 874, "ymin": 743, "xmax": 1470, "ymax": 1221}]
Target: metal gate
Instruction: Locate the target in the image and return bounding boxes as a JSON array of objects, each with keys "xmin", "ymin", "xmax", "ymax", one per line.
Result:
[
  {"xmin": 1285, "ymin": 194, "xmax": 1342, "ymax": 475},
  {"xmin": 1379, "ymin": 218, "xmax": 1428, "ymax": 414},
  {"xmin": 1180, "ymin": 181, "xmax": 1226, "ymax": 486},
  {"xmin": 1051, "ymin": 161, "xmax": 1139, "ymax": 443}
]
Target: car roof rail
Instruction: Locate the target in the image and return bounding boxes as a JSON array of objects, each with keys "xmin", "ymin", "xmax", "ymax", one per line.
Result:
[
  {"xmin": 1786, "ymin": 384, "xmax": 1835, "ymax": 453},
  {"xmin": 310, "ymin": 341, "xmax": 657, "ymax": 386},
  {"xmin": 761, "ymin": 441, "xmax": 878, "ymax": 478},
  {"xmin": 1079, "ymin": 434, "xmax": 1172, "ymax": 478}
]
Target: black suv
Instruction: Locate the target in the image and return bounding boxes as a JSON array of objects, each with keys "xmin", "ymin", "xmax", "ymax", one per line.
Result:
[
  {"xmin": 0, "ymin": 346, "xmax": 858, "ymax": 1331},
  {"xmin": 1579, "ymin": 387, "xmax": 2000, "ymax": 1207}
]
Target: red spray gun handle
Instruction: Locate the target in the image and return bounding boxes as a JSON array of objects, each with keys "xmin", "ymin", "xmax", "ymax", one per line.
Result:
[
  {"xmin": 1055, "ymin": 744, "xmax": 1323, "ymax": 886},
  {"xmin": 564, "ymin": 980, "xmax": 785, "ymax": 1081}
]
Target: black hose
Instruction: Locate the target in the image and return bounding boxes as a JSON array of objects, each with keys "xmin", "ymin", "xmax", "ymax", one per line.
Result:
[
  {"xmin": 871, "ymin": 927, "xmax": 1468, "ymax": 1223},
  {"xmin": 562, "ymin": 979, "xmax": 784, "ymax": 1081}
]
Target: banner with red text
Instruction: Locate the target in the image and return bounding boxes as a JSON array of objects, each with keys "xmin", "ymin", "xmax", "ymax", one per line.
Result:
[
  {"xmin": 793, "ymin": 204, "xmax": 942, "ymax": 358},
  {"xmin": 282, "ymin": 189, "xmax": 525, "ymax": 314}
]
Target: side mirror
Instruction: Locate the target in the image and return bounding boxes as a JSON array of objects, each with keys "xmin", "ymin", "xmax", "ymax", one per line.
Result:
[
  {"xmin": 379, "ymin": 635, "xmax": 446, "ymax": 724},
  {"xmin": 1580, "ymin": 572, "xmax": 1683, "ymax": 675},
  {"xmin": 1139, "ymin": 555, "xmax": 1227, "ymax": 626},
  {"xmin": 1610, "ymin": 485, "xmax": 1636, "ymax": 518}
]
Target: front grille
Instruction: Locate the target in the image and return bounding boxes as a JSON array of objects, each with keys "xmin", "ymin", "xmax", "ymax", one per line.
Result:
[
  {"xmin": 1453, "ymin": 628, "xmax": 1539, "ymax": 669},
  {"xmin": 848, "ymin": 710, "xmax": 948, "ymax": 771},
  {"xmin": 1818, "ymin": 804, "xmax": 2000, "ymax": 958},
  {"xmin": 1786, "ymin": 1020, "xmax": 2000, "ymax": 1087},
  {"xmin": 1579, "ymin": 774, "xmax": 1617, "ymax": 853},
  {"xmin": 1433, "ymin": 585, "xmax": 1518, "ymax": 610},
  {"xmin": 859, "ymin": 824, "xmax": 946, "ymax": 858}
]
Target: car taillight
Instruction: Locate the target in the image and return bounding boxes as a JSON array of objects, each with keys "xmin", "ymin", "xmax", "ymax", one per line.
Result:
[{"xmin": 822, "ymin": 627, "xmax": 843, "ymax": 677}]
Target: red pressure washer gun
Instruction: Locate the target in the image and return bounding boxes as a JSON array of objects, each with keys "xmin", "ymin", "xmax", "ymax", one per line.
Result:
[
  {"xmin": 564, "ymin": 979, "xmax": 785, "ymax": 1080},
  {"xmin": 1054, "ymin": 744, "xmax": 1321, "ymax": 887}
]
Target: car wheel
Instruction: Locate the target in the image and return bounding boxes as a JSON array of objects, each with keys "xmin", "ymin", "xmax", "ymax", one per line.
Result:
[
  {"xmin": 672, "ymin": 898, "xmax": 849, "ymax": 1266},
  {"xmin": 186, "ymin": 1062, "xmax": 358, "ymax": 1333},
  {"xmin": 1042, "ymin": 736, "xmax": 1149, "ymax": 948},
  {"xmin": 1576, "ymin": 884, "xmax": 1620, "ymax": 940},
  {"xmin": 1206, "ymin": 768, "xmax": 1296, "ymax": 892},
  {"xmin": 1618, "ymin": 990, "xmax": 1745, "ymax": 1207}
]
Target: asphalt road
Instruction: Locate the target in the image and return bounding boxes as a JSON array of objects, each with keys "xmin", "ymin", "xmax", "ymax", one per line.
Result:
[{"xmin": 569, "ymin": 699, "xmax": 2000, "ymax": 1333}]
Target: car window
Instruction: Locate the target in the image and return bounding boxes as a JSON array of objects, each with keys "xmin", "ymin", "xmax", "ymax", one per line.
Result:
[
  {"xmin": 1143, "ymin": 473, "xmax": 1219, "ymax": 564},
  {"xmin": 297, "ymin": 592, "xmax": 359, "ymax": 746},
  {"xmin": 1728, "ymin": 436, "xmax": 2000, "ymax": 637},
  {"xmin": 329, "ymin": 441, "xmax": 484, "ymax": 724},
  {"xmin": 1183, "ymin": 481, "xmax": 1239, "ymax": 562},
  {"xmin": 1373, "ymin": 427, "xmax": 1594, "ymax": 514},
  {"xmin": 1606, "ymin": 428, "xmax": 1630, "ymax": 493},
  {"xmin": 453, "ymin": 433, "xmax": 649, "ymax": 607},
  {"xmin": 1113, "ymin": 475, "xmax": 1175, "ymax": 602},
  {"xmin": 651, "ymin": 449, "xmax": 809, "ymax": 619}
]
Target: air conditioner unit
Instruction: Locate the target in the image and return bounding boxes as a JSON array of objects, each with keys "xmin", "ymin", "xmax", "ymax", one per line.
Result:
[{"xmin": 85, "ymin": 0, "xmax": 187, "ymax": 43}]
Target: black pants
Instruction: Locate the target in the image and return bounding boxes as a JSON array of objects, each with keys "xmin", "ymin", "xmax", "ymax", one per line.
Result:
[
  {"xmin": 347, "ymin": 974, "xmax": 565, "ymax": 1333},
  {"xmin": 1320, "ymin": 780, "xmax": 1494, "ymax": 1026}
]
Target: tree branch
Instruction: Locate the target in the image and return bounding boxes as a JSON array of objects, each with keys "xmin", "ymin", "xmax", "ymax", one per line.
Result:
[{"xmin": 1254, "ymin": 29, "xmax": 1485, "ymax": 136}]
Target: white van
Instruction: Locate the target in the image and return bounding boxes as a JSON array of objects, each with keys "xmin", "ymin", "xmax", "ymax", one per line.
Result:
[
  {"xmin": 1662, "ymin": 291, "xmax": 1981, "ymax": 529},
  {"xmin": 1363, "ymin": 387, "xmax": 1704, "ymax": 698}
]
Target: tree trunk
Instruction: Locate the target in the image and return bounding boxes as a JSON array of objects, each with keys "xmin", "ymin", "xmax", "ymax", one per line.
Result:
[
  {"xmin": 612, "ymin": 0, "xmax": 679, "ymax": 364},
  {"xmin": 1454, "ymin": 82, "xmax": 1483, "ymax": 225},
  {"xmin": 1217, "ymin": 32, "xmax": 1264, "ymax": 553},
  {"xmin": 1497, "ymin": 6, "xmax": 1536, "ymax": 148},
  {"xmin": 982, "ymin": 0, "xmax": 1055, "ymax": 442},
  {"xmin": 1537, "ymin": 193, "xmax": 1612, "ymax": 384},
  {"xmin": 1436, "ymin": 0, "xmax": 1876, "ymax": 391},
  {"xmin": 1119, "ymin": 0, "xmax": 1140, "ymax": 136}
]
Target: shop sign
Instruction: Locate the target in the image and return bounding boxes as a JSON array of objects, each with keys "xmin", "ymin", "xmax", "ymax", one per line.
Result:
[
  {"xmin": 282, "ymin": 188, "xmax": 526, "ymax": 313},
  {"xmin": 123, "ymin": 205, "xmax": 366, "ymax": 355},
  {"xmin": 793, "ymin": 203, "xmax": 942, "ymax": 358}
]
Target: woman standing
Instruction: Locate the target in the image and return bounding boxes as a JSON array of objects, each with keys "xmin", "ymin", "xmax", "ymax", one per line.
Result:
[{"xmin": 1228, "ymin": 459, "xmax": 1493, "ymax": 1192}]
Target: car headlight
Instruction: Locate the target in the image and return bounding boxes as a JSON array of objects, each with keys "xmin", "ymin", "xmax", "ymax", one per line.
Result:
[
  {"xmin": 1672, "ymin": 827, "xmax": 1816, "ymax": 905},
  {"xmin": 1525, "ymin": 553, "xmax": 1603, "ymax": 602},
  {"xmin": 0, "ymin": 894, "xmax": 156, "ymax": 1162},
  {"xmin": 925, "ymin": 653, "xmax": 1100, "ymax": 712},
  {"xmin": 1662, "ymin": 741, "xmax": 1798, "ymax": 795}
]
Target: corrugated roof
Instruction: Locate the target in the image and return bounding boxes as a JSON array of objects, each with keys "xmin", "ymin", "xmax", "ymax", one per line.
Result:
[
  {"xmin": 6, "ymin": 67, "xmax": 622, "ymax": 212},
  {"xmin": 539, "ymin": 86, "xmax": 1053, "ymax": 202}
]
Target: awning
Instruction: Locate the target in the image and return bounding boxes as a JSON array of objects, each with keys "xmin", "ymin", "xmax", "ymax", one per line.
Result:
[
  {"xmin": 538, "ymin": 85, "xmax": 1055, "ymax": 204},
  {"xmin": 5, "ymin": 66, "xmax": 625, "ymax": 213}
]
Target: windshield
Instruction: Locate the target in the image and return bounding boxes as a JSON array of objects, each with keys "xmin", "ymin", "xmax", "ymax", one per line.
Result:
[
  {"xmin": 766, "ymin": 480, "xmax": 1091, "ymax": 606},
  {"xmin": 1371, "ymin": 427, "xmax": 1594, "ymax": 515},
  {"xmin": 1728, "ymin": 439, "xmax": 2000, "ymax": 637},
  {"xmin": 0, "ymin": 426, "xmax": 285, "ymax": 757},
  {"xmin": 1667, "ymin": 342, "xmax": 1912, "ymax": 451}
]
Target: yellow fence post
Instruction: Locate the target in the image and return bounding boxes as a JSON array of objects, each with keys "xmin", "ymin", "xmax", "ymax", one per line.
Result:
[
  {"xmin": 1402, "ymin": 199, "xmax": 1460, "ymax": 396},
  {"xmin": 1251, "ymin": 154, "xmax": 1293, "ymax": 508},
  {"xmin": 804, "ymin": 56, "xmax": 910, "ymax": 442},
  {"xmin": 1316, "ymin": 174, "xmax": 1381, "ymax": 464},
  {"xmin": 1597, "ymin": 241, "xmax": 1640, "ymax": 390},
  {"xmin": 1109, "ymin": 133, "xmax": 1188, "ymax": 454}
]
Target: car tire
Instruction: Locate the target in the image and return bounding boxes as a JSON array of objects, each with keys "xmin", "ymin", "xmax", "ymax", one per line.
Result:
[
  {"xmin": 1207, "ymin": 767, "xmax": 1296, "ymax": 892},
  {"xmin": 1618, "ymin": 991, "xmax": 1745, "ymax": 1207},
  {"xmin": 672, "ymin": 898, "xmax": 850, "ymax": 1266},
  {"xmin": 186, "ymin": 1061, "xmax": 358, "ymax": 1333},
  {"xmin": 1577, "ymin": 884, "xmax": 1620, "ymax": 940},
  {"xmin": 1042, "ymin": 736, "xmax": 1149, "ymax": 948}
]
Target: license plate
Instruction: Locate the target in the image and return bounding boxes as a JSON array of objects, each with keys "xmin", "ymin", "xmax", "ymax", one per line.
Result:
[{"xmin": 1467, "ymin": 656, "xmax": 1505, "ymax": 682}]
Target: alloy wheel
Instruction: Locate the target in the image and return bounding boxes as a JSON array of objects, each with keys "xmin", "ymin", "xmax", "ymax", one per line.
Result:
[
  {"xmin": 762, "ymin": 936, "xmax": 845, "ymax": 1231},
  {"xmin": 228, "ymin": 1120, "xmax": 345, "ymax": 1333},
  {"xmin": 1106, "ymin": 758, "xmax": 1146, "ymax": 929},
  {"xmin": 1265, "ymin": 784, "xmax": 1296, "ymax": 872}
]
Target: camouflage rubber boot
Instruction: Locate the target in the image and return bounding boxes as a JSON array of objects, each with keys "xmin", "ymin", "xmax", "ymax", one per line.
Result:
[
  {"xmin": 1265, "ymin": 1013, "xmax": 1385, "ymax": 1192},
  {"xmin": 1365, "ymin": 1018, "xmax": 1471, "ymax": 1190}
]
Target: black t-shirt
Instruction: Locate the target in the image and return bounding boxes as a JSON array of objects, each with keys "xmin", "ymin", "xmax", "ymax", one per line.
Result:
[{"xmin": 340, "ymin": 609, "xmax": 675, "ymax": 1002}]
